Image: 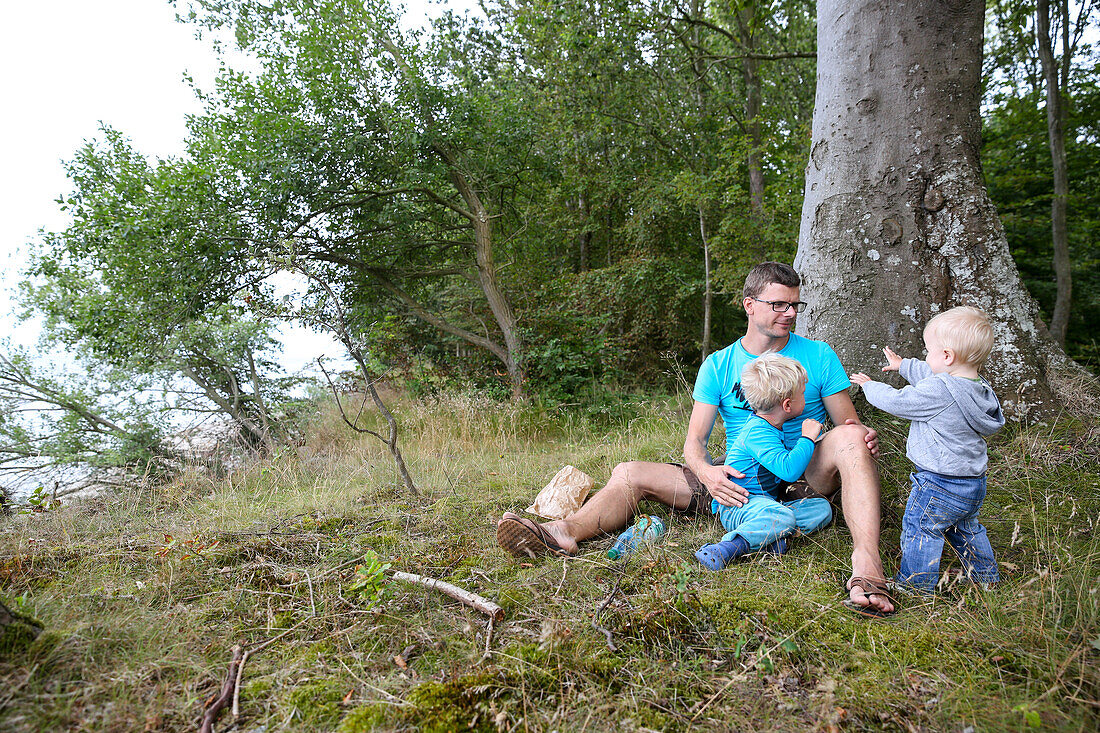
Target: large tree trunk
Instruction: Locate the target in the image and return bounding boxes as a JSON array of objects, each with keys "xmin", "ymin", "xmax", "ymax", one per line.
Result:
[
  {"xmin": 795, "ymin": 0, "xmax": 1082, "ymax": 420},
  {"xmin": 1036, "ymin": 0, "xmax": 1072, "ymax": 345}
]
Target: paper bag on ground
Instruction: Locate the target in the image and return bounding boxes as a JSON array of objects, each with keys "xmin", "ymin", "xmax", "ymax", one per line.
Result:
[{"xmin": 526, "ymin": 465, "xmax": 596, "ymax": 520}]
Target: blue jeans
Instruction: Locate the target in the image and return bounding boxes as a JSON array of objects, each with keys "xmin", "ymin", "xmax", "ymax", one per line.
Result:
[
  {"xmin": 712, "ymin": 495, "xmax": 833, "ymax": 550},
  {"xmin": 897, "ymin": 471, "xmax": 1000, "ymax": 592}
]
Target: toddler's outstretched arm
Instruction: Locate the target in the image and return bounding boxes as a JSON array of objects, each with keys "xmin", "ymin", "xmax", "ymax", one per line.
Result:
[
  {"xmin": 881, "ymin": 347, "xmax": 902, "ymax": 372},
  {"xmin": 851, "ymin": 347, "xmax": 903, "ymax": 386},
  {"xmin": 850, "ymin": 372, "xmax": 873, "ymax": 386}
]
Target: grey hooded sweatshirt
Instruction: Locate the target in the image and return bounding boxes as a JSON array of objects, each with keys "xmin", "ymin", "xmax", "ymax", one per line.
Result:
[{"xmin": 860, "ymin": 358, "xmax": 1005, "ymax": 477}]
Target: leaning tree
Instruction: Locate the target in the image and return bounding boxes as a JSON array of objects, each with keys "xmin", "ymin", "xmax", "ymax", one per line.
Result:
[{"xmin": 794, "ymin": 0, "xmax": 1091, "ymax": 419}]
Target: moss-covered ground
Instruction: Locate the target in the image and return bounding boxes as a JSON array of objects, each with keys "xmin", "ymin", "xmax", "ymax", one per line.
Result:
[{"xmin": 0, "ymin": 389, "xmax": 1096, "ymax": 731}]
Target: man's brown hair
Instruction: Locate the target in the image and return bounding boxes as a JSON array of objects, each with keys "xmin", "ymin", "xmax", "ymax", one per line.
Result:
[{"xmin": 743, "ymin": 262, "xmax": 801, "ymax": 299}]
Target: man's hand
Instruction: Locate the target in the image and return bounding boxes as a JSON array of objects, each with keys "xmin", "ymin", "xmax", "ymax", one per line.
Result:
[
  {"xmin": 846, "ymin": 418, "xmax": 879, "ymax": 457},
  {"xmin": 801, "ymin": 418, "xmax": 823, "ymax": 441},
  {"xmin": 850, "ymin": 372, "xmax": 873, "ymax": 386},
  {"xmin": 882, "ymin": 346, "xmax": 902, "ymax": 372},
  {"xmin": 699, "ymin": 463, "xmax": 749, "ymax": 508}
]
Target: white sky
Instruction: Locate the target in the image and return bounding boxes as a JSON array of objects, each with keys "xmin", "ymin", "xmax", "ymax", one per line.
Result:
[{"xmin": 0, "ymin": 0, "xmax": 467, "ymax": 371}]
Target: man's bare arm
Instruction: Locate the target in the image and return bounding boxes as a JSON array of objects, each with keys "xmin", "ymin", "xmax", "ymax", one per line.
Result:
[
  {"xmin": 684, "ymin": 401, "xmax": 749, "ymax": 507},
  {"xmin": 821, "ymin": 390, "xmax": 879, "ymax": 457}
]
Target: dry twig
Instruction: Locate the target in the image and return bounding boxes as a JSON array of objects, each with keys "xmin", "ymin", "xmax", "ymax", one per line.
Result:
[
  {"xmin": 591, "ymin": 574, "xmax": 623, "ymax": 651},
  {"xmin": 231, "ymin": 617, "xmax": 313, "ymax": 719},
  {"xmin": 390, "ymin": 570, "xmax": 505, "ymax": 621},
  {"xmin": 199, "ymin": 645, "xmax": 242, "ymax": 733},
  {"xmin": 480, "ymin": 617, "xmax": 496, "ymax": 662}
]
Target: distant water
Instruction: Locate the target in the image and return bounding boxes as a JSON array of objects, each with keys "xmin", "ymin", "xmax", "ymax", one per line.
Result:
[{"xmin": 2, "ymin": 418, "xmax": 243, "ymax": 506}]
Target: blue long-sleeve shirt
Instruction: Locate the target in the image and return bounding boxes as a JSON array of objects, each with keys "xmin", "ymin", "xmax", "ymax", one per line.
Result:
[{"xmin": 718, "ymin": 413, "xmax": 816, "ymax": 502}]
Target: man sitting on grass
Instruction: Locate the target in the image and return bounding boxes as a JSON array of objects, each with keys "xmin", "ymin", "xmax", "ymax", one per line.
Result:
[{"xmin": 496, "ymin": 261, "xmax": 895, "ymax": 616}]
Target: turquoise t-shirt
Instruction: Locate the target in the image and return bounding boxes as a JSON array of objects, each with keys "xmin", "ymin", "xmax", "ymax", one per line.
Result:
[
  {"xmin": 692, "ymin": 333, "xmax": 850, "ymax": 462},
  {"xmin": 723, "ymin": 413, "xmax": 817, "ymax": 500}
]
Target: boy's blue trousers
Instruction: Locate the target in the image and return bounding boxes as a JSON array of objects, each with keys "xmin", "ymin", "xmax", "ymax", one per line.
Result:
[
  {"xmin": 712, "ymin": 494, "xmax": 833, "ymax": 550},
  {"xmin": 897, "ymin": 470, "xmax": 1000, "ymax": 592}
]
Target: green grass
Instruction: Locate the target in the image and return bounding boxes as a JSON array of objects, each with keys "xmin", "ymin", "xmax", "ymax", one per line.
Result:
[{"xmin": 0, "ymin": 389, "xmax": 1097, "ymax": 731}]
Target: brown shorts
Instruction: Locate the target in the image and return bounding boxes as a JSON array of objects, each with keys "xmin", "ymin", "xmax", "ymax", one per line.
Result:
[
  {"xmin": 668, "ymin": 463, "xmax": 710, "ymax": 515},
  {"xmin": 669, "ymin": 463, "xmax": 826, "ymax": 514}
]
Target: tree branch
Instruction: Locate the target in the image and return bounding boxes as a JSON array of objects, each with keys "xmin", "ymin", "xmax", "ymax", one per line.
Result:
[
  {"xmin": 363, "ymin": 269, "xmax": 510, "ymax": 363},
  {"xmin": 390, "ymin": 571, "xmax": 504, "ymax": 622}
]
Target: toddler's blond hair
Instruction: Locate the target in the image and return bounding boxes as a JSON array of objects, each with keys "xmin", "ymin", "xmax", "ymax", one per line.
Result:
[
  {"xmin": 926, "ymin": 306, "xmax": 995, "ymax": 368},
  {"xmin": 741, "ymin": 353, "xmax": 808, "ymax": 413}
]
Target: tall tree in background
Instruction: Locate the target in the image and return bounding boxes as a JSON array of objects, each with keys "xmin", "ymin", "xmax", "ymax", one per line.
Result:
[
  {"xmin": 494, "ymin": 0, "xmax": 815, "ymax": 368},
  {"xmin": 1036, "ymin": 0, "xmax": 1073, "ymax": 344},
  {"xmin": 1014, "ymin": 0, "xmax": 1099, "ymax": 347},
  {"xmin": 659, "ymin": 0, "xmax": 816, "ymax": 356},
  {"xmin": 983, "ymin": 0, "xmax": 1100, "ymax": 366},
  {"xmin": 796, "ymin": 0, "xmax": 1087, "ymax": 418},
  {"xmin": 150, "ymin": 0, "xmax": 536, "ymax": 397},
  {"xmin": 24, "ymin": 130, "xmax": 300, "ymax": 457}
]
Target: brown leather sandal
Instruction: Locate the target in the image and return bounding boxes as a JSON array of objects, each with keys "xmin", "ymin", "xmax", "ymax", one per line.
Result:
[
  {"xmin": 496, "ymin": 512, "xmax": 574, "ymax": 558},
  {"xmin": 843, "ymin": 576, "xmax": 897, "ymax": 618}
]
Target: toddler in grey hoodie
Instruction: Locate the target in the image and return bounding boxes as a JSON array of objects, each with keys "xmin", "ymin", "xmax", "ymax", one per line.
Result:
[{"xmin": 851, "ymin": 306, "xmax": 1005, "ymax": 592}]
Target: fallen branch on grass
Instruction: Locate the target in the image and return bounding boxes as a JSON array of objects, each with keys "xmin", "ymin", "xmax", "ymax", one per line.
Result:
[
  {"xmin": 591, "ymin": 574, "xmax": 623, "ymax": 651},
  {"xmin": 199, "ymin": 645, "xmax": 242, "ymax": 733},
  {"xmin": 232, "ymin": 617, "xmax": 314, "ymax": 719},
  {"xmin": 213, "ymin": 568, "xmax": 502, "ymax": 726},
  {"xmin": 390, "ymin": 571, "xmax": 504, "ymax": 622}
]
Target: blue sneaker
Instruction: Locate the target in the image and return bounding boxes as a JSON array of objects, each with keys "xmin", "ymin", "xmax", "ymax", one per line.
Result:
[
  {"xmin": 760, "ymin": 537, "xmax": 789, "ymax": 555},
  {"xmin": 694, "ymin": 537, "xmax": 750, "ymax": 571}
]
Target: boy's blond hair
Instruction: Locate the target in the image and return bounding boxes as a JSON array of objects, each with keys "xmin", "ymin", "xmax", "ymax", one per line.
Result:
[
  {"xmin": 926, "ymin": 306, "xmax": 995, "ymax": 368},
  {"xmin": 741, "ymin": 353, "xmax": 808, "ymax": 413}
]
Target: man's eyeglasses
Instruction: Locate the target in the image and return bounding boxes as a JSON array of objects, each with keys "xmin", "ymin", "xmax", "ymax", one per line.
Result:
[{"xmin": 751, "ymin": 297, "xmax": 808, "ymax": 313}]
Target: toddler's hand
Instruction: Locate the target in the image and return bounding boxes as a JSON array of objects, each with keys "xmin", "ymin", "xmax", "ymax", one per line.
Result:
[
  {"xmin": 882, "ymin": 346, "xmax": 902, "ymax": 372},
  {"xmin": 850, "ymin": 372, "xmax": 873, "ymax": 386},
  {"xmin": 801, "ymin": 418, "xmax": 823, "ymax": 441}
]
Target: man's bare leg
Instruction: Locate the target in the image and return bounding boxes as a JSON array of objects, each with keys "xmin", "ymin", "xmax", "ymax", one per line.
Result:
[
  {"xmin": 805, "ymin": 424, "xmax": 895, "ymax": 614},
  {"xmin": 499, "ymin": 461, "xmax": 694, "ymax": 555}
]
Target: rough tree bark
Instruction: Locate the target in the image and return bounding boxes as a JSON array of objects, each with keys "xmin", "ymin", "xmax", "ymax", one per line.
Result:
[{"xmin": 794, "ymin": 0, "xmax": 1086, "ymax": 420}]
